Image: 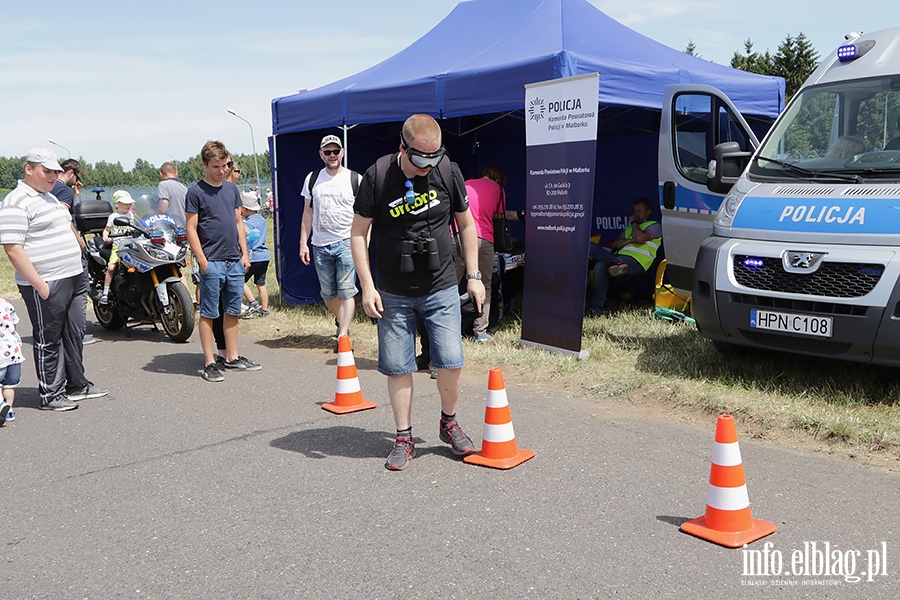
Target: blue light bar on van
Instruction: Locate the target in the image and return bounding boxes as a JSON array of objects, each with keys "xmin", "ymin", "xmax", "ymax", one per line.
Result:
[{"xmin": 837, "ymin": 39, "xmax": 876, "ymax": 62}]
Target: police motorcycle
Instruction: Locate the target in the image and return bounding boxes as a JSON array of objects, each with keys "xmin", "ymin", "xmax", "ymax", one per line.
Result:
[{"xmin": 73, "ymin": 192, "xmax": 195, "ymax": 342}]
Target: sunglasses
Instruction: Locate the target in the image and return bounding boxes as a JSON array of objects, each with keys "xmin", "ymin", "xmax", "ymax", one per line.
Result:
[
  {"xmin": 322, "ymin": 148, "xmax": 342, "ymax": 156},
  {"xmin": 400, "ymin": 134, "xmax": 445, "ymax": 169},
  {"xmin": 233, "ymin": 169, "xmax": 241, "ymax": 174},
  {"xmin": 226, "ymin": 161, "xmax": 234, "ymax": 169}
]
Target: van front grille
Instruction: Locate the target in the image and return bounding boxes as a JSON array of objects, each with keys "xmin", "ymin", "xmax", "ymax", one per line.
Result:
[{"xmin": 733, "ymin": 255, "xmax": 882, "ymax": 298}]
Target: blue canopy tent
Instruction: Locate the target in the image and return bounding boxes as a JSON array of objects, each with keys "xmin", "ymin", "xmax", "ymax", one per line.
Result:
[{"xmin": 270, "ymin": 0, "xmax": 784, "ymax": 304}]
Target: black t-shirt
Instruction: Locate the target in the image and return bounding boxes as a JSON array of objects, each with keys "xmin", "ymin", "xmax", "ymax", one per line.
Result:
[{"xmin": 355, "ymin": 153, "xmax": 468, "ymax": 296}]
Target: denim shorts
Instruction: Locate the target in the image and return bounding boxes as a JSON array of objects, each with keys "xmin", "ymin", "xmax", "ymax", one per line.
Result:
[
  {"xmin": 199, "ymin": 260, "xmax": 245, "ymax": 319},
  {"xmin": 0, "ymin": 362, "xmax": 22, "ymax": 388},
  {"xmin": 377, "ymin": 286, "xmax": 464, "ymax": 376},
  {"xmin": 312, "ymin": 239, "xmax": 358, "ymax": 301}
]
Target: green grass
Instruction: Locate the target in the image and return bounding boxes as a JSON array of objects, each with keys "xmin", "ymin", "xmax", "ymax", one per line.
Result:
[{"xmin": 5, "ymin": 222, "xmax": 898, "ymax": 466}]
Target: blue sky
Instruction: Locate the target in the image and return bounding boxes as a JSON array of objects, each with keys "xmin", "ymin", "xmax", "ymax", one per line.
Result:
[{"xmin": 1, "ymin": 0, "xmax": 894, "ymax": 169}]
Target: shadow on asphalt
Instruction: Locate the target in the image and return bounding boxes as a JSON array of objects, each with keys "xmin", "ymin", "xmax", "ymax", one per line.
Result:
[
  {"xmin": 256, "ymin": 334, "xmax": 379, "ymax": 371},
  {"xmin": 656, "ymin": 515, "xmax": 692, "ymax": 527},
  {"xmin": 270, "ymin": 426, "xmax": 458, "ymax": 461},
  {"xmin": 143, "ymin": 352, "xmax": 203, "ymax": 376}
]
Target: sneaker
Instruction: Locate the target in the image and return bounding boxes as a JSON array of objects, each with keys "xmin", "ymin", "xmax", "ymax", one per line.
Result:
[
  {"xmin": 222, "ymin": 356, "xmax": 262, "ymax": 371},
  {"xmin": 241, "ymin": 307, "xmax": 259, "ymax": 319},
  {"xmin": 39, "ymin": 398, "xmax": 79, "ymax": 411},
  {"xmin": 475, "ymin": 333, "xmax": 493, "ymax": 343},
  {"xmin": 385, "ymin": 435, "xmax": 416, "ymax": 471},
  {"xmin": 0, "ymin": 401, "xmax": 9, "ymax": 423},
  {"xmin": 256, "ymin": 308, "xmax": 270, "ymax": 317},
  {"xmin": 202, "ymin": 363, "xmax": 225, "ymax": 382},
  {"xmin": 215, "ymin": 354, "xmax": 226, "ymax": 366},
  {"xmin": 430, "ymin": 369, "xmax": 438, "ymax": 380},
  {"xmin": 99, "ymin": 294, "xmax": 109, "ymax": 305},
  {"xmin": 82, "ymin": 335, "xmax": 99, "ymax": 346},
  {"xmin": 4, "ymin": 410, "xmax": 14, "ymax": 422},
  {"xmin": 66, "ymin": 383, "xmax": 109, "ymax": 401},
  {"xmin": 608, "ymin": 263, "xmax": 629, "ymax": 277},
  {"xmin": 439, "ymin": 419, "xmax": 476, "ymax": 456}
]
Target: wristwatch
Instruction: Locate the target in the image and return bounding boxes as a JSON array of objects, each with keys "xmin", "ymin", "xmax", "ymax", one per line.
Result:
[{"xmin": 465, "ymin": 271, "xmax": 482, "ymax": 280}]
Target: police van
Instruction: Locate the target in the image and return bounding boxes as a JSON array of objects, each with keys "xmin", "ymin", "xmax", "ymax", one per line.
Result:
[{"xmin": 659, "ymin": 26, "xmax": 900, "ymax": 365}]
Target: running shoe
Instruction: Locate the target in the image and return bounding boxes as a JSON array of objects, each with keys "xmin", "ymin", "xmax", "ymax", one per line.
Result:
[
  {"xmin": 222, "ymin": 356, "xmax": 262, "ymax": 371},
  {"xmin": 438, "ymin": 420, "xmax": 476, "ymax": 456},
  {"xmin": 202, "ymin": 363, "xmax": 225, "ymax": 382},
  {"xmin": 0, "ymin": 401, "xmax": 9, "ymax": 423},
  {"xmin": 39, "ymin": 398, "xmax": 79, "ymax": 411},
  {"xmin": 99, "ymin": 294, "xmax": 109, "ymax": 305},
  {"xmin": 385, "ymin": 435, "xmax": 416, "ymax": 471},
  {"xmin": 608, "ymin": 263, "xmax": 629, "ymax": 277},
  {"xmin": 66, "ymin": 383, "xmax": 109, "ymax": 401},
  {"xmin": 4, "ymin": 410, "xmax": 14, "ymax": 422}
]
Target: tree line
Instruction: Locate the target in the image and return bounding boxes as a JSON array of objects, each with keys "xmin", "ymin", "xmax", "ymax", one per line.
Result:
[
  {"xmin": 0, "ymin": 151, "xmax": 271, "ymax": 196},
  {"xmin": 685, "ymin": 32, "xmax": 821, "ymax": 100}
]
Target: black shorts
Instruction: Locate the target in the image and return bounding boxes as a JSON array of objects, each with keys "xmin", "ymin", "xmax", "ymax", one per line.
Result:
[{"xmin": 244, "ymin": 261, "xmax": 269, "ymax": 286}]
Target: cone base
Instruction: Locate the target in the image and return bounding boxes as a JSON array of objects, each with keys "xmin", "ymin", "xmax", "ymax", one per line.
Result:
[
  {"xmin": 322, "ymin": 399, "xmax": 377, "ymax": 414},
  {"xmin": 464, "ymin": 448, "xmax": 535, "ymax": 470},
  {"xmin": 680, "ymin": 515, "xmax": 777, "ymax": 548}
]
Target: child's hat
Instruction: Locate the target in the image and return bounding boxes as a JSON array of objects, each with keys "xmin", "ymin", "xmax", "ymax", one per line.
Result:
[
  {"xmin": 112, "ymin": 190, "xmax": 135, "ymax": 204},
  {"xmin": 241, "ymin": 191, "xmax": 260, "ymax": 211}
]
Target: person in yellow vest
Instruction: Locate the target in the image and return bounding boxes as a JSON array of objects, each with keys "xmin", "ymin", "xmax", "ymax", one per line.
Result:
[{"xmin": 588, "ymin": 196, "xmax": 661, "ymax": 317}]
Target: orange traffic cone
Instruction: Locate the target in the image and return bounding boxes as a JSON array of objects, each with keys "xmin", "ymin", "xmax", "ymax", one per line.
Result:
[
  {"xmin": 680, "ymin": 414, "xmax": 777, "ymax": 548},
  {"xmin": 322, "ymin": 335, "xmax": 377, "ymax": 414},
  {"xmin": 464, "ymin": 368, "xmax": 535, "ymax": 469}
]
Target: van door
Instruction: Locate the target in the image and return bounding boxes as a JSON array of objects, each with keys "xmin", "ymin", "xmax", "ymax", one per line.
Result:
[{"xmin": 658, "ymin": 84, "xmax": 760, "ymax": 296}]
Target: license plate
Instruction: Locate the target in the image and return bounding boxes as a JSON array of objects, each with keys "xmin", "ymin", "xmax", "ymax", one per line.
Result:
[{"xmin": 750, "ymin": 309, "xmax": 833, "ymax": 338}]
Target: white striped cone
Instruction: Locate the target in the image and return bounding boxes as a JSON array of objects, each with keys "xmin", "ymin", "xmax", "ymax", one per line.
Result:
[
  {"xmin": 680, "ymin": 414, "xmax": 776, "ymax": 548},
  {"xmin": 322, "ymin": 335, "xmax": 376, "ymax": 414},
  {"xmin": 464, "ymin": 368, "xmax": 535, "ymax": 469}
]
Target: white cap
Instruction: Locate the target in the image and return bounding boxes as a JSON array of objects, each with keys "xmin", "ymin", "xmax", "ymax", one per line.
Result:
[
  {"xmin": 320, "ymin": 134, "xmax": 343, "ymax": 148},
  {"xmin": 25, "ymin": 147, "xmax": 63, "ymax": 171},
  {"xmin": 112, "ymin": 190, "xmax": 135, "ymax": 204}
]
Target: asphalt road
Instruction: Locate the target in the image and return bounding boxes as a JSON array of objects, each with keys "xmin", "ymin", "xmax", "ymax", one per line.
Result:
[{"xmin": 2, "ymin": 302, "xmax": 897, "ymax": 599}]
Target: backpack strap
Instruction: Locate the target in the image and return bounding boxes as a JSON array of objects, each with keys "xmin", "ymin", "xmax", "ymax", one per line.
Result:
[
  {"xmin": 305, "ymin": 170, "xmax": 319, "ymax": 208},
  {"xmin": 350, "ymin": 170, "xmax": 360, "ymax": 197}
]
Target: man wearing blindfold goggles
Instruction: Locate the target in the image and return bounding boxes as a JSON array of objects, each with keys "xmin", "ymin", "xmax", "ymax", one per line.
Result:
[{"xmin": 351, "ymin": 114, "xmax": 485, "ymax": 471}]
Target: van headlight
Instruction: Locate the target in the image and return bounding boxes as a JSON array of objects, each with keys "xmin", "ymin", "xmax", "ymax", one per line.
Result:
[{"xmin": 714, "ymin": 191, "xmax": 743, "ymax": 227}]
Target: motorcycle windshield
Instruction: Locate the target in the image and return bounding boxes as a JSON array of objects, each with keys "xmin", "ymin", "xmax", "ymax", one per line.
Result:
[{"xmin": 132, "ymin": 194, "xmax": 186, "ymax": 229}]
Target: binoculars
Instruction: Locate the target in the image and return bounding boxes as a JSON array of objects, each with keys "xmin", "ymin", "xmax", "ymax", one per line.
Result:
[{"xmin": 400, "ymin": 236, "xmax": 439, "ymax": 273}]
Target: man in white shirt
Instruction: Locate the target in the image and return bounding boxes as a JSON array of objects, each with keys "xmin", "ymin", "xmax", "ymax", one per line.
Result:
[{"xmin": 299, "ymin": 135, "xmax": 360, "ymax": 341}]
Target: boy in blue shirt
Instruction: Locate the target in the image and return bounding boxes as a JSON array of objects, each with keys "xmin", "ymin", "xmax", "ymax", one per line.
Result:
[
  {"xmin": 239, "ymin": 191, "xmax": 270, "ymax": 318},
  {"xmin": 185, "ymin": 141, "xmax": 261, "ymax": 382}
]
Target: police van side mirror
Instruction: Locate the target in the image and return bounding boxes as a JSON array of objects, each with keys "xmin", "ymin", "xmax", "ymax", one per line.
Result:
[{"xmin": 707, "ymin": 141, "xmax": 752, "ymax": 194}]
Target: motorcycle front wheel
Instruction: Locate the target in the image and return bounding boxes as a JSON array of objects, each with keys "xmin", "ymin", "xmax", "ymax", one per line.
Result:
[
  {"xmin": 94, "ymin": 298, "xmax": 126, "ymax": 330},
  {"xmin": 158, "ymin": 281, "xmax": 196, "ymax": 343}
]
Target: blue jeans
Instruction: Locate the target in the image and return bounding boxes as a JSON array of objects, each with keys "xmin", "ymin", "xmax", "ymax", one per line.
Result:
[
  {"xmin": 589, "ymin": 243, "xmax": 643, "ymax": 314},
  {"xmin": 199, "ymin": 260, "xmax": 245, "ymax": 319},
  {"xmin": 0, "ymin": 362, "xmax": 21, "ymax": 388},
  {"xmin": 377, "ymin": 286, "xmax": 464, "ymax": 376},
  {"xmin": 312, "ymin": 239, "xmax": 358, "ymax": 300}
]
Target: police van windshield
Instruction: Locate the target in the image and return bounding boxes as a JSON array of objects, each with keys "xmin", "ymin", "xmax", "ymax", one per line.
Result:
[{"xmin": 751, "ymin": 75, "xmax": 900, "ymax": 181}]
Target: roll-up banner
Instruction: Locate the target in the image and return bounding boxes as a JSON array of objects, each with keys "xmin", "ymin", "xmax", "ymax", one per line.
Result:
[{"xmin": 521, "ymin": 73, "xmax": 598, "ymax": 357}]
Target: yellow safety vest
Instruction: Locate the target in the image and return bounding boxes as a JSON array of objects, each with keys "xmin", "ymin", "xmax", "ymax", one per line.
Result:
[{"xmin": 617, "ymin": 220, "xmax": 661, "ymax": 271}]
